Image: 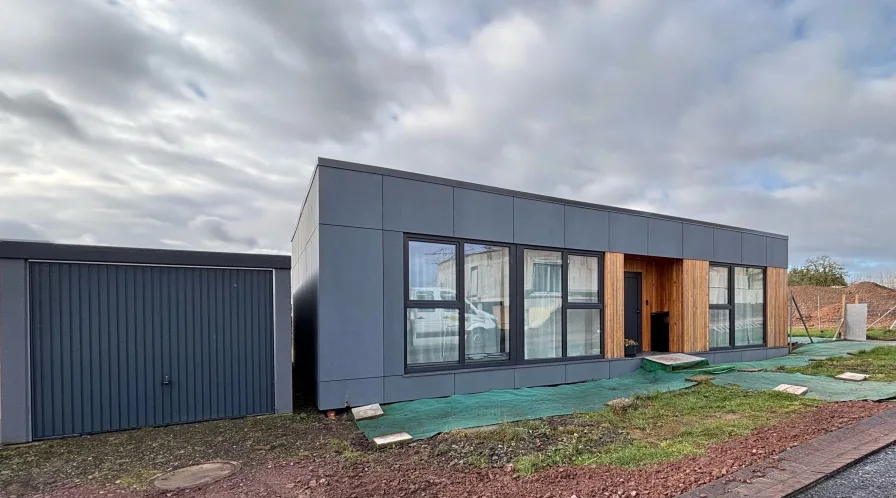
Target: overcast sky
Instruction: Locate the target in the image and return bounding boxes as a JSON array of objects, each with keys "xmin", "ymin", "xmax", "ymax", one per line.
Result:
[{"xmin": 2, "ymin": 0, "xmax": 895, "ymax": 277}]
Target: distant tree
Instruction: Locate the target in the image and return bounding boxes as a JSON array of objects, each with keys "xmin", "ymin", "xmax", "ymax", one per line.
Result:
[{"xmin": 788, "ymin": 256, "xmax": 848, "ymax": 287}]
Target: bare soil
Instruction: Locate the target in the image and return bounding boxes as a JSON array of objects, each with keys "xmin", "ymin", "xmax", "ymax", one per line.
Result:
[
  {"xmin": 791, "ymin": 281, "xmax": 896, "ymax": 329},
  {"xmin": 25, "ymin": 402, "xmax": 892, "ymax": 498}
]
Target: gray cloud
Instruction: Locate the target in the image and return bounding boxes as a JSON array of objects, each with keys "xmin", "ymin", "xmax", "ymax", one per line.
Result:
[{"xmin": 0, "ymin": 0, "xmax": 895, "ymax": 275}]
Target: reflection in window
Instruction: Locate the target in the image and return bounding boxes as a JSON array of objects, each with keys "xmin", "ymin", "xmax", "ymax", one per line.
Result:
[
  {"xmin": 710, "ymin": 266, "xmax": 729, "ymax": 304},
  {"xmin": 567, "ymin": 309, "xmax": 601, "ymax": 356},
  {"xmin": 464, "ymin": 244, "xmax": 511, "ymax": 361},
  {"xmin": 409, "ymin": 241, "xmax": 456, "ymax": 299},
  {"xmin": 406, "ymin": 308, "xmax": 460, "ymax": 365},
  {"xmin": 710, "ymin": 309, "xmax": 730, "ymax": 349},
  {"xmin": 735, "ymin": 267, "xmax": 764, "ymax": 346},
  {"xmin": 524, "ymin": 250, "xmax": 562, "ymax": 359},
  {"xmin": 568, "ymin": 255, "xmax": 599, "ymax": 303}
]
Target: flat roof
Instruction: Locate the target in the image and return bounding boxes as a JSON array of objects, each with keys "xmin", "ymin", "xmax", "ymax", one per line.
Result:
[
  {"xmin": 316, "ymin": 157, "xmax": 788, "ymax": 239},
  {"xmin": 0, "ymin": 240, "xmax": 290, "ymax": 269}
]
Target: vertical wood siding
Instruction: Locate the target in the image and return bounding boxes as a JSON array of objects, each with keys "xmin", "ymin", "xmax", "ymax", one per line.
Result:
[
  {"xmin": 604, "ymin": 252, "xmax": 625, "ymax": 358},
  {"xmin": 29, "ymin": 262, "xmax": 274, "ymax": 439},
  {"xmin": 766, "ymin": 267, "xmax": 788, "ymax": 347},
  {"xmin": 680, "ymin": 259, "xmax": 710, "ymax": 352}
]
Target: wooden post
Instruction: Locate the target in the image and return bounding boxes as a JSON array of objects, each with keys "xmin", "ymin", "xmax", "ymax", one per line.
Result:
[{"xmin": 817, "ymin": 295, "xmax": 821, "ymax": 332}]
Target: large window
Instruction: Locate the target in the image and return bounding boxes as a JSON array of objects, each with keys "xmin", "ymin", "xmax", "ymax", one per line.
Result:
[
  {"xmin": 709, "ymin": 265, "xmax": 765, "ymax": 348},
  {"xmin": 406, "ymin": 237, "xmax": 602, "ymax": 370},
  {"xmin": 406, "ymin": 238, "xmax": 511, "ymax": 367}
]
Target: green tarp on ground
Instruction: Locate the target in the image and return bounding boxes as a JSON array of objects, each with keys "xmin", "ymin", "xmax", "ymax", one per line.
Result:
[
  {"xmin": 357, "ymin": 341, "xmax": 896, "ymax": 441},
  {"xmin": 357, "ymin": 370, "xmax": 696, "ymax": 440}
]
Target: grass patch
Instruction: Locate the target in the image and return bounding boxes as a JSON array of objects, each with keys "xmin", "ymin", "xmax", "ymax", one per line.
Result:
[
  {"xmin": 788, "ymin": 328, "xmax": 896, "ymax": 341},
  {"xmin": 430, "ymin": 383, "xmax": 822, "ymax": 476},
  {"xmin": 777, "ymin": 345, "xmax": 896, "ymax": 381},
  {"xmin": 868, "ymin": 329, "xmax": 896, "ymax": 341}
]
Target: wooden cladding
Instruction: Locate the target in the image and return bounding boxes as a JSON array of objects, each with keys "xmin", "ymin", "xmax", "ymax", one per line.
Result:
[
  {"xmin": 766, "ymin": 267, "xmax": 788, "ymax": 347},
  {"xmin": 604, "ymin": 252, "xmax": 625, "ymax": 358},
  {"xmin": 679, "ymin": 260, "xmax": 710, "ymax": 353}
]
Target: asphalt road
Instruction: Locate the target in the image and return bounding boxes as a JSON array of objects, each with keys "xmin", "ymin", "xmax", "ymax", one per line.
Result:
[{"xmin": 796, "ymin": 444, "xmax": 896, "ymax": 498}]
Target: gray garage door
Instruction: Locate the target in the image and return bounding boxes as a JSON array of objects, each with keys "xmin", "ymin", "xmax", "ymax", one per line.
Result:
[{"xmin": 29, "ymin": 262, "xmax": 274, "ymax": 439}]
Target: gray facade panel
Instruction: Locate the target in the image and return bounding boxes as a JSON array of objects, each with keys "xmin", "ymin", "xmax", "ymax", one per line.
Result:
[
  {"xmin": 515, "ymin": 365, "xmax": 565, "ymax": 388},
  {"xmin": 29, "ymin": 262, "xmax": 274, "ymax": 439},
  {"xmin": 608, "ymin": 358, "xmax": 642, "ymax": 377},
  {"xmin": 609, "ymin": 213, "xmax": 649, "ymax": 254},
  {"xmin": 513, "ymin": 198, "xmax": 564, "ymax": 247},
  {"xmin": 455, "ymin": 369, "xmax": 514, "ymax": 394},
  {"xmin": 767, "ymin": 347, "xmax": 789, "ymax": 360},
  {"xmin": 767, "ymin": 237, "xmax": 788, "ymax": 268},
  {"xmin": 565, "ymin": 361, "xmax": 610, "ymax": 383},
  {"xmin": 740, "ymin": 348, "xmax": 768, "ymax": 362},
  {"xmin": 273, "ymin": 269, "xmax": 293, "ymax": 414},
  {"xmin": 712, "ymin": 350, "xmax": 742, "ymax": 365},
  {"xmin": 564, "ymin": 206, "xmax": 609, "ymax": 251},
  {"xmin": 648, "ymin": 219, "xmax": 683, "ymax": 258},
  {"xmin": 382, "ymin": 230, "xmax": 405, "ymax": 377},
  {"xmin": 318, "ymin": 166, "xmax": 383, "ymax": 229},
  {"xmin": 0, "ymin": 259, "xmax": 30, "ymax": 444},
  {"xmin": 453, "ymin": 188, "xmax": 514, "ymax": 243},
  {"xmin": 682, "ymin": 224, "xmax": 714, "ymax": 260},
  {"xmin": 318, "ymin": 225, "xmax": 384, "ymax": 382},
  {"xmin": 317, "ymin": 378, "xmax": 384, "ymax": 410},
  {"xmin": 741, "ymin": 233, "xmax": 767, "ymax": 266},
  {"xmin": 713, "ymin": 229, "xmax": 743, "ymax": 264},
  {"xmin": 383, "ymin": 177, "xmax": 453, "ymax": 235},
  {"xmin": 384, "ymin": 374, "xmax": 455, "ymax": 403}
]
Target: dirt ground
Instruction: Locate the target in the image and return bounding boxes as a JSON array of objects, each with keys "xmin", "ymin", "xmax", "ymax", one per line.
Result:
[
  {"xmin": 791, "ymin": 281, "xmax": 896, "ymax": 329},
  {"xmin": 7, "ymin": 400, "xmax": 890, "ymax": 498}
]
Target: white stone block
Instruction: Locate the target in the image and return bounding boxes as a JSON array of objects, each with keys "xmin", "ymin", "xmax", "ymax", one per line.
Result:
[
  {"xmin": 774, "ymin": 384, "xmax": 809, "ymax": 396},
  {"xmin": 835, "ymin": 372, "xmax": 869, "ymax": 382},
  {"xmin": 351, "ymin": 403, "xmax": 384, "ymax": 421},
  {"xmin": 372, "ymin": 432, "xmax": 412, "ymax": 447}
]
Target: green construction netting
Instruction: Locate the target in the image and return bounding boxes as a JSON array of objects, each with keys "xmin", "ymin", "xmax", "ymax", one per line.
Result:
[
  {"xmin": 357, "ymin": 341, "xmax": 896, "ymax": 441},
  {"xmin": 357, "ymin": 370, "xmax": 696, "ymax": 440}
]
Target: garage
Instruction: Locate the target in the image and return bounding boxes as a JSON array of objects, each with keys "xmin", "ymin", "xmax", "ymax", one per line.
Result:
[{"xmin": 0, "ymin": 241, "xmax": 292, "ymax": 443}]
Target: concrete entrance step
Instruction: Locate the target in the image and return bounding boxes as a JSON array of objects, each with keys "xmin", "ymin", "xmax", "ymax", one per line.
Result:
[{"xmin": 641, "ymin": 353, "xmax": 709, "ymax": 372}]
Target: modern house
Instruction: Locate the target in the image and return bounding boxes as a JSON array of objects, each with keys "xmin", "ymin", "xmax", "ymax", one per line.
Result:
[{"xmin": 292, "ymin": 158, "xmax": 789, "ymax": 411}]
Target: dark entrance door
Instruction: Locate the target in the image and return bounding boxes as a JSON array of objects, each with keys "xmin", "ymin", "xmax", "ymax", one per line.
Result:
[{"xmin": 624, "ymin": 272, "xmax": 642, "ymax": 354}]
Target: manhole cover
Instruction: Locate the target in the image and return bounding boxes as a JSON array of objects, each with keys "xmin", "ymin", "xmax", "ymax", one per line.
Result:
[{"xmin": 152, "ymin": 461, "xmax": 241, "ymax": 490}]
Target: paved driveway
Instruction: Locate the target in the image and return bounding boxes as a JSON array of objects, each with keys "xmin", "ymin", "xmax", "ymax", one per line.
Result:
[{"xmin": 796, "ymin": 444, "xmax": 896, "ymax": 497}]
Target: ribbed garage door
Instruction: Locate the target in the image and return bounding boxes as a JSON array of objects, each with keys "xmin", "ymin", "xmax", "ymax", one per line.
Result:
[{"xmin": 29, "ymin": 262, "xmax": 274, "ymax": 439}]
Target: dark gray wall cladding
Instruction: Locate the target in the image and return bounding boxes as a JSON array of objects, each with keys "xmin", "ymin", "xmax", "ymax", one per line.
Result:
[
  {"xmin": 455, "ymin": 369, "xmax": 514, "ymax": 394},
  {"xmin": 767, "ymin": 237, "xmax": 788, "ymax": 268},
  {"xmin": 318, "ymin": 378, "xmax": 383, "ymax": 410},
  {"xmin": 565, "ymin": 361, "xmax": 610, "ymax": 383},
  {"xmin": 648, "ymin": 218, "xmax": 683, "ymax": 258},
  {"xmin": 713, "ymin": 228, "xmax": 742, "ymax": 264},
  {"xmin": 741, "ymin": 348, "xmax": 768, "ymax": 362},
  {"xmin": 682, "ymin": 224, "xmax": 714, "ymax": 260},
  {"xmin": 609, "ymin": 213, "xmax": 648, "ymax": 254},
  {"xmin": 29, "ymin": 262, "xmax": 274, "ymax": 439},
  {"xmin": 609, "ymin": 358, "xmax": 642, "ymax": 377},
  {"xmin": 564, "ymin": 206, "xmax": 609, "ymax": 251},
  {"xmin": 317, "ymin": 224, "xmax": 384, "ymax": 382},
  {"xmin": 741, "ymin": 233, "xmax": 767, "ymax": 266},
  {"xmin": 383, "ymin": 176, "xmax": 453, "ymax": 235},
  {"xmin": 712, "ymin": 350, "xmax": 742, "ymax": 364},
  {"xmin": 0, "ymin": 259, "xmax": 29, "ymax": 444},
  {"xmin": 318, "ymin": 166, "xmax": 383, "ymax": 229},
  {"xmin": 515, "ymin": 365, "xmax": 565, "ymax": 388},
  {"xmin": 767, "ymin": 347, "xmax": 789, "ymax": 359},
  {"xmin": 454, "ymin": 188, "xmax": 514, "ymax": 243},
  {"xmin": 382, "ymin": 230, "xmax": 405, "ymax": 377},
  {"xmin": 384, "ymin": 374, "xmax": 454, "ymax": 403},
  {"xmin": 513, "ymin": 198, "xmax": 564, "ymax": 246}
]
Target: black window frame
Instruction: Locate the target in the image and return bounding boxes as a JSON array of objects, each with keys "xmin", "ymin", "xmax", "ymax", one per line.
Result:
[
  {"xmin": 404, "ymin": 235, "xmax": 604, "ymax": 373},
  {"xmin": 709, "ymin": 263, "xmax": 767, "ymax": 350}
]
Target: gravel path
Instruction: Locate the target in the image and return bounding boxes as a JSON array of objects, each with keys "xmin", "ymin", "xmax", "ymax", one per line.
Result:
[{"xmin": 796, "ymin": 444, "xmax": 896, "ymax": 498}]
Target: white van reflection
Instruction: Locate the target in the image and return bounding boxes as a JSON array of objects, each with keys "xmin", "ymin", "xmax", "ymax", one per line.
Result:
[{"xmin": 408, "ymin": 287, "xmax": 503, "ymax": 361}]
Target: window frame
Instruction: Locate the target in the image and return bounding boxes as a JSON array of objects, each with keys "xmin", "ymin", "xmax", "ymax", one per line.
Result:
[
  {"xmin": 709, "ymin": 263, "xmax": 767, "ymax": 350},
  {"xmin": 404, "ymin": 235, "xmax": 604, "ymax": 373}
]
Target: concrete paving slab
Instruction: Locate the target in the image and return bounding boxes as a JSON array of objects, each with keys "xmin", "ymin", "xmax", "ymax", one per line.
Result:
[
  {"xmin": 152, "ymin": 461, "xmax": 240, "ymax": 490},
  {"xmin": 352, "ymin": 403, "xmax": 384, "ymax": 421},
  {"xmin": 372, "ymin": 432, "xmax": 412, "ymax": 447},
  {"xmin": 775, "ymin": 384, "xmax": 809, "ymax": 396},
  {"xmin": 835, "ymin": 372, "xmax": 868, "ymax": 382}
]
